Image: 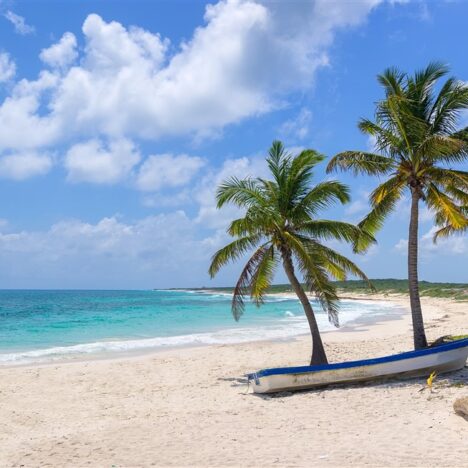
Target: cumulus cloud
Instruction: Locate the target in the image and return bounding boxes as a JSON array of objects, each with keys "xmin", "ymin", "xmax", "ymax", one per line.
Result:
[
  {"xmin": 136, "ymin": 154, "xmax": 205, "ymax": 192},
  {"xmin": 0, "ymin": 52, "xmax": 15, "ymax": 82},
  {"xmin": 40, "ymin": 32, "xmax": 78, "ymax": 70},
  {"xmin": 0, "ymin": 152, "xmax": 53, "ymax": 180},
  {"xmin": 0, "ymin": 71, "xmax": 60, "ymax": 152},
  {"xmin": 65, "ymin": 138, "xmax": 141, "ymax": 184},
  {"xmin": 0, "ymin": 0, "xmax": 385, "ymax": 182},
  {"xmin": 4, "ymin": 10, "xmax": 35, "ymax": 35}
]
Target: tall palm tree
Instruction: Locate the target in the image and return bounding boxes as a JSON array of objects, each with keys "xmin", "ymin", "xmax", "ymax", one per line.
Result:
[
  {"xmin": 209, "ymin": 141, "xmax": 373, "ymax": 365},
  {"xmin": 327, "ymin": 62, "xmax": 468, "ymax": 350}
]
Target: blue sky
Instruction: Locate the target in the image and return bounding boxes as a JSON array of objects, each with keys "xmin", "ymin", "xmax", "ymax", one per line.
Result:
[{"xmin": 0, "ymin": 0, "xmax": 467, "ymax": 289}]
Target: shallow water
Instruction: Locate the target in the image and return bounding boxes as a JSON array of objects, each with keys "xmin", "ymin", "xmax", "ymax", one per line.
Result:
[{"xmin": 0, "ymin": 289, "xmax": 400, "ymax": 364}]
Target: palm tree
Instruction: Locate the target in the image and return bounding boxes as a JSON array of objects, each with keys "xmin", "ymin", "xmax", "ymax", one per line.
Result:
[
  {"xmin": 208, "ymin": 141, "xmax": 373, "ymax": 365},
  {"xmin": 327, "ymin": 62, "xmax": 468, "ymax": 350}
]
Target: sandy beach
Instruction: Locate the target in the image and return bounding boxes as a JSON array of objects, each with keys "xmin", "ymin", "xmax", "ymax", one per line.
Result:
[{"xmin": 0, "ymin": 294, "xmax": 467, "ymax": 467}]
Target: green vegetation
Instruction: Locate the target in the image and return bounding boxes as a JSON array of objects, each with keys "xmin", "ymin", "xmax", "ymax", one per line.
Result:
[
  {"xmin": 332, "ymin": 279, "xmax": 468, "ymax": 300},
  {"xmin": 208, "ymin": 141, "xmax": 372, "ymax": 365},
  {"xmin": 327, "ymin": 63, "xmax": 468, "ymax": 349},
  {"xmin": 430, "ymin": 334, "xmax": 468, "ymax": 347},
  {"xmin": 199, "ymin": 279, "xmax": 468, "ymax": 300}
]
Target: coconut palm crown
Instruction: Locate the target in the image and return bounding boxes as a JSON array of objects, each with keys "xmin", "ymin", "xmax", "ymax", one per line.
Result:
[
  {"xmin": 327, "ymin": 62, "xmax": 468, "ymax": 350},
  {"xmin": 209, "ymin": 141, "xmax": 374, "ymax": 365}
]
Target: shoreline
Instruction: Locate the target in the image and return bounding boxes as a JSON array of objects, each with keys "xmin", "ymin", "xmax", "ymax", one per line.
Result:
[
  {"xmin": 0, "ymin": 293, "xmax": 407, "ymax": 369},
  {"xmin": 0, "ymin": 294, "xmax": 467, "ymax": 466}
]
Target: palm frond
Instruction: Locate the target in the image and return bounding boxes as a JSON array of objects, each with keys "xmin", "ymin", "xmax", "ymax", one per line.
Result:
[
  {"xmin": 292, "ymin": 180, "xmax": 350, "ymax": 219},
  {"xmin": 283, "ymin": 149, "xmax": 325, "ymax": 212},
  {"xmin": 250, "ymin": 245, "xmax": 278, "ymax": 307},
  {"xmin": 377, "ymin": 66, "xmax": 406, "ymax": 97},
  {"xmin": 209, "ymin": 235, "xmax": 263, "ymax": 278},
  {"xmin": 358, "ymin": 118, "xmax": 405, "ymax": 156},
  {"xmin": 431, "ymin": 80, "xmax": 468, "ymax": 134},
  {"xmin": 216, "ymin": 177, "xmax": 267, "ymax": 209},
  {"xmin": 231, "ymin": 244, "xmax": 270, "ymax": 321},
  {"xmin": 426, "ymin": 183, "xmax": 468, "ymax": 230},
  {"xmin": 424, "ymin": 167, "xmax": 468, "ymax": 191},
  {"xmin": 298, "ymin": 219, "xmax": 376, "ymax": 246},
  {"xmin": 354, "ymin": 182, "xmax": 405, "ymax": 252},
  {"xmin": 370, "ymin": 175, "xmax": 406, "ymax": 205},
  {"xmin": 307, "ymin": 241, "xmax": 374, "ymax": 290},
  {"xmin": 283, "ymin": 232, "xmax": 340, "ymax": 327},
  {"xmin": 419, "ymin": 134, "xmax": 468, "ymax": 163},
  {"xmin": 267, "ymin": 140, "xmax": 291, "ymax": 188},
  {"xmin": 326, "ymin": 151, "xmax": 394, "ymax": 176},
  {"xmin": 433, "ymin": 209, "xmax": 468, "ymax": 241}
]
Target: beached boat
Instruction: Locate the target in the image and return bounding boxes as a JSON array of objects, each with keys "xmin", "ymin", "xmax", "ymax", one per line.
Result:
[{"xmin": 247, "ymin": 337, "xmax": 468, "ymax": 393}]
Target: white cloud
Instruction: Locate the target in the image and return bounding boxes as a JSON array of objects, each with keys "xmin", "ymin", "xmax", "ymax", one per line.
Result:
[
  {"xmin": 136, "ymin": 154, "xmax": 205, "ymax": 192},
  {"xmin": 420, "ymin": 206, "xmax": 434, "ymax": 223},
  {"xmin": 0, "ymin": 0, "xmax": 385, "ymax": 184},
  {"xmin": 139, "ymin": 152, "xmax": 266, "ymax": 209},
  {"xmin": 421, "ymin": 226, "xmax": 467, "ymax": 255},
  {"xmin": 65, "ymin": 138, "xmax": 141, "ymax": 184},
  {"xmin": 279, "ymin": 108, "xmax": 312, "ymax": 141},
  {"xmin": 394, "ymin": 238, "xmax": 407, "ymax": 252},
  {"xmin": 0, "ymin": 71, "xmax": 60, "ymax": 152},
  {"xmin": 4, "ymin": 10, "xmax": 35, "ymax": 35},
  {"xmin": 40, "ymin": 32, "xmax": 78, "ymax": 70},
  {"xmin": 0, "ymin": 213, "xmax": 220, "ymax": 288},
  {"xmin": 342, "ymin": 189, "xmax": 371, "ymax": 222},
  {"xmin": 0, "ymin": 151, "xmax": 53, "ymax": 180},
  {"xmin": 359, "ymin": 243, "xmax": 379, "ymax": 262},
  {"xmin": 195, "ymin": 155, "xmax": 269, "ymax": 229},
  {"xmin": 0, "ymin": 52, "xmax": 15, "ymax": 82},
  {"xmin": 394, "ymin": 227, "xmax": 468, "ymax": 256},
  {"xmin": 345, "ymin": 199, "xmax": 368, "ymax": 218},
  {"xmin": 393, "ymin": 196, "xmax": 435, "ymax": 224}
]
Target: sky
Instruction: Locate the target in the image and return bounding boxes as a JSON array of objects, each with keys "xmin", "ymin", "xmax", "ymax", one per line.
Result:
[{"xmin": 0, "ymin": 0, "xmax": 467, "ymax": 289}]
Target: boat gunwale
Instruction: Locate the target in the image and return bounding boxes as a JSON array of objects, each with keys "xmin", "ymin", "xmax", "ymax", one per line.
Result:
[{"xmin": 247, "ymin": 338, "xmax": 468, "ymax": 380}]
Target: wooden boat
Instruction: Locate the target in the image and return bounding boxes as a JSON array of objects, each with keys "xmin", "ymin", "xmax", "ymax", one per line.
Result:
[{"xmin": 247, "ymin": 337, "xmax": 468, "ymax": 393}]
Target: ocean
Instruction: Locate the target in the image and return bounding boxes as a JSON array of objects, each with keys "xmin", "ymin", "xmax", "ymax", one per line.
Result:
[{"xmin": 0, "ymin": 289, "xmax": 401, "ymax": 365}]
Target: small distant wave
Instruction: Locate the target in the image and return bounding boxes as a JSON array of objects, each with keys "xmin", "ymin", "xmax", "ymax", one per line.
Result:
[{"xmin": 284, "ymin": 311, "xmax": 295, "ymax": 317}]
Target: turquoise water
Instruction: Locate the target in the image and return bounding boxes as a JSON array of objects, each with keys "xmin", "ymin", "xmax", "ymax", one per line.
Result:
[{"xmin": 0, "ymin": 290, "xmax": 399, "ymax": 364}]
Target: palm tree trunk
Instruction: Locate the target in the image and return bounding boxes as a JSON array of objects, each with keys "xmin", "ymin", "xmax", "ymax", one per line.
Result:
[
  {"xmin": 408, "ymin": 189, "xmax": 428, "ymax": 349},
  {"xmin": 281, "ymin": 251, "xmax": 328, "ymax": 365}
]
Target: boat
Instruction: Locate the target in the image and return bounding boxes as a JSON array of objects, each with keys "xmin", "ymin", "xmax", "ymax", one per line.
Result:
[{"xmin": 247, "ymin": 337, "xmax": 468, "ymax": 393}]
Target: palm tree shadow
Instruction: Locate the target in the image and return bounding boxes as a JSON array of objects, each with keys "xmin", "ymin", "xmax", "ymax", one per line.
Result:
[{"xmin": 244, "ymin": 366, "xmax": 467, "ymax": 400}]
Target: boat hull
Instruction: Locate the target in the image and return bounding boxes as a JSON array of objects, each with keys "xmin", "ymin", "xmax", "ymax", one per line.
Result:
[{"xmin": 248, "ymin": 339, "xmax": 468, "ymax": 394}]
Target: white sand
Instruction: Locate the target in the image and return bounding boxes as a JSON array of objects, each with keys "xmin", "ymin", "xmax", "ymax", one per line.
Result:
[{"xmin": 0, "ymin": 295, "xmax": 467, "ymax": 467}]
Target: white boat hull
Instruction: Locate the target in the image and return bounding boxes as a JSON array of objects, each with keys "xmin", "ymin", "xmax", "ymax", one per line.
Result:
[{"xmin": 248, "ymin": 339, "xmax": 468, "ymax": 394}]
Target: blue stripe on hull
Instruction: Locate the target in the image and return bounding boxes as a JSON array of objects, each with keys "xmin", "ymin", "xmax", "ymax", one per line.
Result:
[{"xmin": 247, "ymin": 337, "xmax": 468, "ymax": 379}]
